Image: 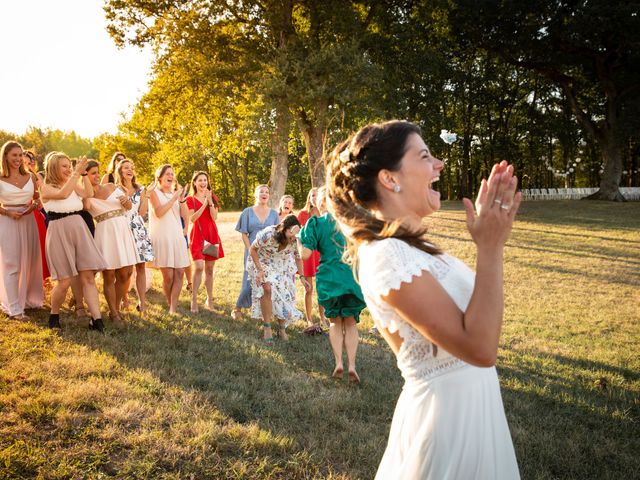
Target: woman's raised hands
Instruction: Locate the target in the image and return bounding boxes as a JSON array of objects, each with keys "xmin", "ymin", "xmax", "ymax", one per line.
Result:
[{"xmin": 462, "ymin": 161, "xmax": 522, "ymax": 251}]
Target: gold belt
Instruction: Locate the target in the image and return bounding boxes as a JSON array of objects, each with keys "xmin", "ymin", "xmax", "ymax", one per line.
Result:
[{"xmin": 94, "ymin": 209, "xmax": 125, "ymax": 223}]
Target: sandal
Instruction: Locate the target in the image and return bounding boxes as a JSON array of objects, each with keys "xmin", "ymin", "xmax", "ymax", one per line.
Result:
[
  {"xmin": 332, "ymin": 366, "xmax": 344, "ymax": 379},
  {"xmin": 348, "ymin": 370, "xmax": 361, "ymax": 384},
  {"xmin": 231, "ymin": 309, "xmax": 242, "ymax": 320},
  {"xmin": 303, "ymin": 325, "xmax": 324, "ymax": 336}
]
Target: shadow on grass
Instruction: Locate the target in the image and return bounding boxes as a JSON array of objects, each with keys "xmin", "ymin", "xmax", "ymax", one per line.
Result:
[
  {"xmin": 62, "ymin": 289, "xmax": 401, "ymax": 479},
  {"xmin": 498, "ymin": 348, "xmax": 640, "ymax": 480}
]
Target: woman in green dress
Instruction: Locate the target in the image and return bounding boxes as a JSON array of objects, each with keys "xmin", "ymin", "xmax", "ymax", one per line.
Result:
[{"xmin": 298, "ymin": 187, "xmax": 366, "ymax": 383}]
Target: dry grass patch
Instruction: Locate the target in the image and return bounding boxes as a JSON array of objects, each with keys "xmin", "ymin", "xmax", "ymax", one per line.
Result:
[{"xmin": 1, "ymin": 201, "xmax": 638, "ymax": 479}]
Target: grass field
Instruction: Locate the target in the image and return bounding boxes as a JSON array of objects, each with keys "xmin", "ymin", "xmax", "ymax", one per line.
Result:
[{"xmin": 1, "ymin": 201, "xmax": 639, "ymax": 479}]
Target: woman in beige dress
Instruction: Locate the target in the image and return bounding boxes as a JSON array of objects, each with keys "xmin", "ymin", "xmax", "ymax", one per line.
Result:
[
  {"xmin": 148, "ymin": 164, "xmax": 190, "ymax": 314},
  {"xmin": 40, "ymin": 153, "xmax": 106, "ymax": 331},
  {"xmin": 0, "ymin": 141, "xmax": 44, "ymax": 318},
  {"xmin": 85, "ymin": 161, "xmax": 138, "ymax": 327}
]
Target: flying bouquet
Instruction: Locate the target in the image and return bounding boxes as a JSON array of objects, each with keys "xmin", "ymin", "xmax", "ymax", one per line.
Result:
[{"xmin": 440, "ymin": 129, "xmax": 458, "ymax": 145}]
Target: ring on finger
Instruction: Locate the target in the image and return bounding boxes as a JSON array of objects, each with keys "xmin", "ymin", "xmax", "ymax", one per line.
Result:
[
  {"xmin": 500, "ymin": 203, "xmax": 511, "ymax": 211},
  {"xmin": 494, "ymin": 199, "xmax": 502, "ymax": 205}
]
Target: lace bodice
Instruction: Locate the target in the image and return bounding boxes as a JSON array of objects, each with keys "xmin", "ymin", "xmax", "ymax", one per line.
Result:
[{"xmin": 358, "ymin": 238, "xmax": 475, "ymax": 383}]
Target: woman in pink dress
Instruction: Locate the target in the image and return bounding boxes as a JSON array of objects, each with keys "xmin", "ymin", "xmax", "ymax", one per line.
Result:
[
  {"xmin": 297, "ymin": 187, "xmax": 326, "ymax": 329},
  {"xmin": 41, "ymin": 154, "xmax": 106, "ymax": 331},
  {"xmin": 186, "ymin": 171, "xmax": 224, "ymax": 313},
  {"xmin": 0, "ymin": 141, "xmax": 44, "ymax": 319}
]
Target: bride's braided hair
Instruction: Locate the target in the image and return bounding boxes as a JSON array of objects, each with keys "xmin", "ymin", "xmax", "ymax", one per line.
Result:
[{"xmin": 326, "ymin": 120, "xmax": 441, "ymax": 263}]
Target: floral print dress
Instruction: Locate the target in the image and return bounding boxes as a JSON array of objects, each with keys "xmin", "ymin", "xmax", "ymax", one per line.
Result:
[
  {"xmin": 126, "ymin": 188, "xmax": 154, "ymax": 263},
  {"xmin": 246, "ymin": 225, "xmax": 303, "ymax": 326}
]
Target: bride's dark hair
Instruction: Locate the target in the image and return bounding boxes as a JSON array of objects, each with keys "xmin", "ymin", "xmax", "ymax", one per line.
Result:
[{"xmin": 326, "ymin": 120, "xmax": 441, "ymax": 262}]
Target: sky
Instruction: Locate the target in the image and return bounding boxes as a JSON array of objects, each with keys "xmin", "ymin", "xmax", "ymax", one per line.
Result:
[{"xmin": 0, "ymin": 0, "xmax": 153, "ymax": 139}]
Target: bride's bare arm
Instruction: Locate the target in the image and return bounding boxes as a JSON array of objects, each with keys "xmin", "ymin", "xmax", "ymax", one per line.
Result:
[{"xmin": 382, "ymin": 162, "xmax": 522, "ymax": 367}]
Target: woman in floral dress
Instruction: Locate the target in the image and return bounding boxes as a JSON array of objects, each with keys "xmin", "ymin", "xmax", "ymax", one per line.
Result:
[
  {"xmin": 247, "ymin": 214, "xmax": 310, "ymax": 343},
  {"xmin": 116, "ymin": 159, "xmax": 154, "ymax": 314}
]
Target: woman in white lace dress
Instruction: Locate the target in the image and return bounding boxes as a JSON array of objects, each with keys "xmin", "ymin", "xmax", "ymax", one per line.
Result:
[{"xmin": 326, "ymin": 120, "xmax": 521, "ymax": 479}]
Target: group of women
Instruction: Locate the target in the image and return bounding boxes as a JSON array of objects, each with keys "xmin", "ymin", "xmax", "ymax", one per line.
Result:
[
  {"xmin": 3, "ymin": 117, "xmax": 524, "ymax": 477},
  {"xmin": 0, "ymin": 144, "xmax": 224, "ymax": 330},
  {"xmin": 232, "ymin": 183, "xmax": 366, "ymax": 382}
]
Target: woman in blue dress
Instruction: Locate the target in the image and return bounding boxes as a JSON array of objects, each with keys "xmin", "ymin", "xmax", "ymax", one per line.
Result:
[{"xmin": 232, "ymin": 184, "xmax": 279, "ymax": 320}]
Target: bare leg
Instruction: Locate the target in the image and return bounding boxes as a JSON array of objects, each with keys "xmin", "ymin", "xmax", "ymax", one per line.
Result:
[
  {"xmin": 78, "ymin": 270, "xmax": 102, "ymax": 320},
  {"xmin": 159, "ymin": 268, "xmax": 172, "ymax": 305},
  {"xmin": 303, "ymin": 276, "xmax": 315, "ymax": 326},
  {"xmin": 115, "ymin": 266, "xmax": 133, "ymax": 317},
  {"xmin": 260, "ymin": 283, "xmax": 273, "ymax": 340},
  {"xmin": 102, "ymin": 270, "xmax": 118, "ymax": 318},
  {"xmin": 204, "ymin": 261, "xmax": 215, "ymax": 310},
  {"xmin": 191, "ymin": 259, "xmax": 204, "ymax": 312},
  {"xmin": 135, "ymin": 263, "xmax": 147, "ymax": 313},
  {"xmin": 70, "ymin": 276, "xmax": 86, "ymax": 316},
  {"xmin": 278, "ymin": 318, "xmax": 288, "ymax": 341},
  {"xmin": 319, "ymin": 305, "xmax": 327, "ymax": 328},
  {"xmin": 185, "ymin": 264, "xmax": 193, "ymax": 289},
  {"xmin": 50, "ymin": 277, "xmax": 72, "ymax": 314},
  {"xmin": 344, "ymin": 316, "xmax": 360, "ymax": 383},
  {"xmin": 169, "ymin": 267, "xmax": 184, "ymax": 314},
  {"xmin": 329, "ymin": 317, "xmax": 344, "ymax": 377}
]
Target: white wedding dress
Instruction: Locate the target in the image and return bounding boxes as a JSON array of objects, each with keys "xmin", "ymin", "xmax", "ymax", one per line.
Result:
[{"xmin": 358, "ymin": 238, "xmax": 520, "ymax": 480}]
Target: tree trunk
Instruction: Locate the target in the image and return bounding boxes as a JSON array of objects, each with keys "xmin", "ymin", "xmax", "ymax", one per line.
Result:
[
  {"xmin": 297, "ymin": 103, "xmax": 327, "ymax": 187},
  {"xmin": 586, "ymin": 143, "xmax": 626, "ymax": 201},
  {"xmin": 268, "ymin": 102, "xmax": 290, "ymax": 208}
]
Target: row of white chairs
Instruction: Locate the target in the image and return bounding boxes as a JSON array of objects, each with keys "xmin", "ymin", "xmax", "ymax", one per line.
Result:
[{"xmin": 521, "ymin": 187, "xmax": 640, "ymax": 200}]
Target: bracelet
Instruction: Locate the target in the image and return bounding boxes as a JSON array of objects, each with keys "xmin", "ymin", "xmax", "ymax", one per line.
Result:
[
  {"xmin": 81, "ymin": 173, "xmax": 87, "ymax": 176},
  {"xmin": 179, "ymin": 199, "xmax": 187, "ymax": 204}
]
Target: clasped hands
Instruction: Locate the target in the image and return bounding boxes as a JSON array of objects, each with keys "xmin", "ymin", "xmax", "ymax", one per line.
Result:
[{"xmin": 462, "ymin": 160, "xmax": 522, "ymax": 249}]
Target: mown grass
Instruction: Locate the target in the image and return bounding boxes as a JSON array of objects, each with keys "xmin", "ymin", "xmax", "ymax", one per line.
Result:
[{"xmin": 1, "ymin": 201, "xmax": 639, "ymax": 479}]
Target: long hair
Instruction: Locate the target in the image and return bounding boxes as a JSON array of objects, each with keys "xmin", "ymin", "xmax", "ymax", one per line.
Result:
[
  {"xmin": 154, "ymin": 164, "xmax": 173, "ymax": 183},
  {"xmin": 107, "ymin": 151, "xmax": 125, "ymax": 175},
  {"xmin": 325, "ymin": 120, "xmax": 441, "ymax": 262},
  {"xmin": 189, "ymin": 171, "xmax": 218, "ymax": 207},
  {"xmin": 273, "ymin": 214, "xmax": 300, "ymax": 248},
  {"xmin": 1, "ymin": 141, "xmax": 27, "ymax": 177},
  {"xmin": 23, "ymin": 150, "xmax": 37, "ymax": 174},
  {"xmin": 278, "ymin": 194, "xmax": 294, "ymax": 215},
  {"xmin": 44, "ymin": 151, "xmax": 71, "ymax": 187},
  {"xmin": 303, "ymin": 187, "xmax": 318, "ymax": 214},
  {"xmin": 115, "ymin": 159, "xmax": 139, "ymax": 190}
]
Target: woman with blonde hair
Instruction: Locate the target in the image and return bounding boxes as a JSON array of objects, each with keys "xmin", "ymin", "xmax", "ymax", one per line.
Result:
[
  {"xmin": 326, "ymin": 120, "xmax": 521, "ymax": 478},
  {"xmin": 85, "ymin": 161, "xmax": 138, "ymax": 327},
  {"xmin": 41, "ymin": 153, "xmax": 106, "ymax": 331},
  {"xmin": 0, "ymin": 141, "xmax": 44, "ymax": 318},
  {"xmin": 148, "ymin": 164, "xmax": 190, "ymax": 314},
  {"xmin": 116, "ymin": 158, "xmax": 154, "ymax": 314},
  {"xmin": 277, "ymin": 194, "xmax": 294, "ymax": 221},
  {"xmin": 186, "ymin": 171, "xmax": 224, "ymax": 312},
  {"xmin": 231, "ymin": 184, "xmax": 279, "ymax": 320}
]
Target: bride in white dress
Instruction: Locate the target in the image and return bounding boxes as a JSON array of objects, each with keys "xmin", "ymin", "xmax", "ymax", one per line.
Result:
[{"xmin": 326, "ymin": 120, "xmax": 521, "ymax": 479}]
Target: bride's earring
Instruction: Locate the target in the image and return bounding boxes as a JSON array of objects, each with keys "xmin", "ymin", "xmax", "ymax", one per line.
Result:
[{"xmin": 393, "ymin": 184, "xmax": 401, "ymax": 193}]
